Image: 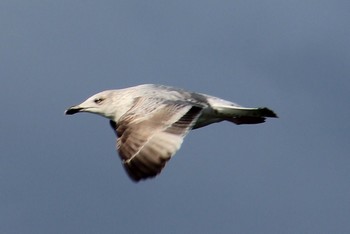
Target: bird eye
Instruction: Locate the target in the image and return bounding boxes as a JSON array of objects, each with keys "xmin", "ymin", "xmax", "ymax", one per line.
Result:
[{"xmin": 94, "ymin": 98, "xmax": 104, "ymax": 104}]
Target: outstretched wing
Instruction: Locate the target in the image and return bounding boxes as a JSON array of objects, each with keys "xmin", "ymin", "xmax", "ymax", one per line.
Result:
[{"xmin": 110, "ymin": 98, "xmax": 203, "ymax": 182}]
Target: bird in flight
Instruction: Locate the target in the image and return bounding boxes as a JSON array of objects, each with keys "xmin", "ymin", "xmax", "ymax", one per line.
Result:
[{"xmin": 65, "ymin": 84, "xmax": 277, "ymax": 182}]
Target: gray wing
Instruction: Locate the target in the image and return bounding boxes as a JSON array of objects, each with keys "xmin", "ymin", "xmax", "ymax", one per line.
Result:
[{"xmin": 110, "ymin": 97, "xmax": 203, "ymax": 182}]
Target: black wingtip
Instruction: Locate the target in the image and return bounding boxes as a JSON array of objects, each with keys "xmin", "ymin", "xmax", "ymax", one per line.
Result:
[{"xmin": 259, "ymin": 107, "xmax": 278, "ymax": 118}]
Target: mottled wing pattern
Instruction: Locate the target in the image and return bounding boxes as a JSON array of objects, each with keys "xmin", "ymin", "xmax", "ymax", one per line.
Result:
[{"xmin": 110, "ymin": 97, "xmax": 203, "ymax": 181}]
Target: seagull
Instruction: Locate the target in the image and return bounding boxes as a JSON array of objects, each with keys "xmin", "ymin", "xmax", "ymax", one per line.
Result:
[{"xmin": 65, "ymin": 84, "xmax": 277, "ymax": 182}]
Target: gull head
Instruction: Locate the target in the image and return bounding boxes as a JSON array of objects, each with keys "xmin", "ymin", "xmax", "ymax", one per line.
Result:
[{"xmin": 65, "ymin": 90, "xmax": 121, "ymax": 120}]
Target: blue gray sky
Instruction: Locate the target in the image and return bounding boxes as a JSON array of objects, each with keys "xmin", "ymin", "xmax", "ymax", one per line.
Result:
[{"xmin": 1, "ymin": 1, "xmax": 349, "ymax": 233}]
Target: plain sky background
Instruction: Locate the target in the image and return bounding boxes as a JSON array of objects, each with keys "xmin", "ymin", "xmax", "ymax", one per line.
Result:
[{"xmin": 1, "ymin": 1, "xmax": 349, "ymax": 233}]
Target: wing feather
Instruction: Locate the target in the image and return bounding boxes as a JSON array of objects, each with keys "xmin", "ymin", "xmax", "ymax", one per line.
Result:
[{"xmin": 110, "ymin": 98, "xmax": 203, "ymax": 181}]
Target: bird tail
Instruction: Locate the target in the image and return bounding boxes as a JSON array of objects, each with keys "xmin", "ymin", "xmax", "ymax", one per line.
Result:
[{"xmin": 216, "ymin": 106, "xmax": 278, "ymax": 125}]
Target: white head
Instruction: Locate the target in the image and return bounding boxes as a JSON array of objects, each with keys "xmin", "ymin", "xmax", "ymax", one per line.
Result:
[{"xmin": 65, "ymin": 90, "xmax": 122, "ymax": 120}]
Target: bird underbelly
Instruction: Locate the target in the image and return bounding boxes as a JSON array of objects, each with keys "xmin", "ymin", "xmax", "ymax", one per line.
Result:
[{"xmin": 193, "ymin": 111, "xmax": 222, "ymax": 129}]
